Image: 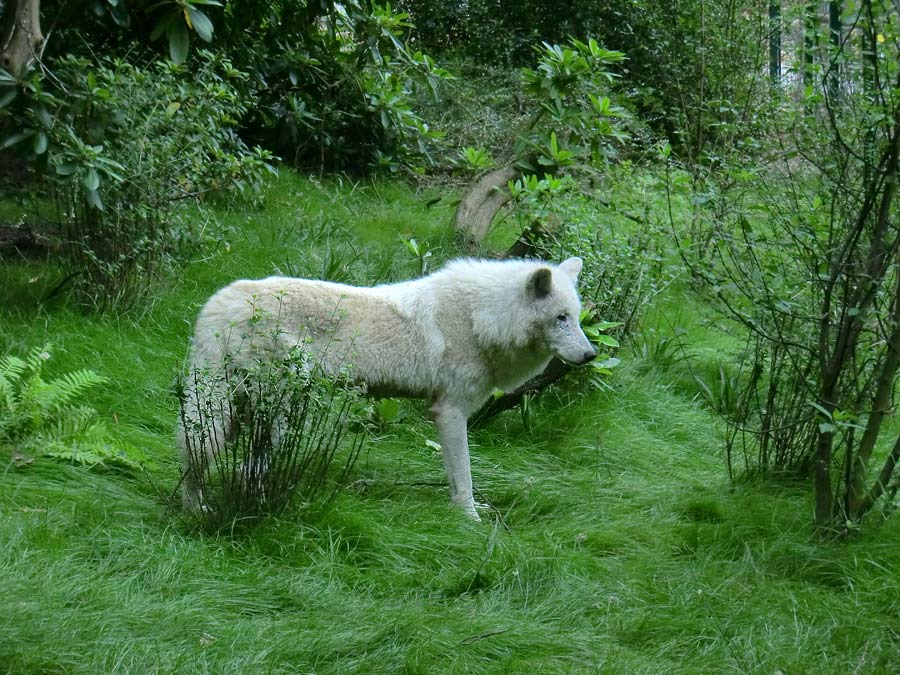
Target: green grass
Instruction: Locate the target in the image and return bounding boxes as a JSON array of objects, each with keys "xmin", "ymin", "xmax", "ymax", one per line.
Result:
[{"xmin": 2, "ymin": 171, "xmax": 899, "ymax": 674}]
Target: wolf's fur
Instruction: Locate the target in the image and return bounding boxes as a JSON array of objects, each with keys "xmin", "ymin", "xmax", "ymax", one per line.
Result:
[{"xmin": 178, "ymin": 256, "xmax": 595, "ymax": 519}]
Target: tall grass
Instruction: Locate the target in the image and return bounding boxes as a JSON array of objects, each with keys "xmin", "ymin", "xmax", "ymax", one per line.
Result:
[{"xmin": 1, "ymin": 172, "xmax": 898, "ymax": 674}]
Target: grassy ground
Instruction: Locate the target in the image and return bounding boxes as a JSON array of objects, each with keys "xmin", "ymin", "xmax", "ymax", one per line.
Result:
[{"xmin": 1, "ymin": 172, "xmax": 899, "ymax": 674}]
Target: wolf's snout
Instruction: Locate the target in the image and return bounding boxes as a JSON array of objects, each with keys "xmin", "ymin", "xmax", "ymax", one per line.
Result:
[{"xmin": 581, "ymin": 349, "xmax": 597, "ymax": 364}]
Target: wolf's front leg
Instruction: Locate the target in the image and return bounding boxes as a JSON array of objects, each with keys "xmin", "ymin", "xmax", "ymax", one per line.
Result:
[{"xmin": 430, "ymin": 400, "xmax": 480, "ymax": 521}]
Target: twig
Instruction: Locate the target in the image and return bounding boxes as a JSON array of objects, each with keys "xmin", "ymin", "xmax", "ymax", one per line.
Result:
[{"xmin": 459, "ymin": 628, "xmax": 508, "ymax": 646}]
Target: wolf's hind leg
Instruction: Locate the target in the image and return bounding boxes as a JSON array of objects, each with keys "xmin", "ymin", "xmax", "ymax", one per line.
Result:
[{"xmin": 177, "ymin": 388, "xmax": 233, "ymax": 513}]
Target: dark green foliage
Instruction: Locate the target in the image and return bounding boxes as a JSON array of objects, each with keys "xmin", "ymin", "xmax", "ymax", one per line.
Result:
[
  {"xmin": 0, "ymin": 0, "xmax": 449, "ymax": 309},
  {"xmin": 398, "ymin": 0, "xmax": 767, "ymax": 156},
  {"xmin": 517, "ymin": 38, "xmax": 629, "ymax": 171},
  {"xmin": 211, "ymin": 1, "xmax": 449, "ymax": 173},
  {"xmin": 30, "ymin": 0, "xmax": 449, "ymax": 174},
  {"xmin": 1, "ymin": 50, "xmax": 274, "ymax": 309}
]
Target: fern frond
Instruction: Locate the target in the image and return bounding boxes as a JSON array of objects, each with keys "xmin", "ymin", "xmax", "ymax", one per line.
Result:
[
  {"xmin": 50, "ymin": 405, "xmax": 98, "ymax": 438},
  {"xmin": 40, "ymin": 370, "xmax": 109, "ymax": 412},
  {"xmin": 0, "ymin": 355, "xmax": 28, "ymax": 438},
  {"xmin": 0, "ymin": 354, "xmax": 28, "ymax": 381},
  {"xmin": 0, "ymin": 345, "xmax": 116, "ymax": 469},
  {"xmin": 24, "ymin": 345, "xmax": 52, "ymax": 373},
  {"xmin": 0, "ymin": 355, "xmax": 27, "ymax": 411},
  {"xmin": 41, "ymin": 425, "xmax": 146, "ymax": 470}
]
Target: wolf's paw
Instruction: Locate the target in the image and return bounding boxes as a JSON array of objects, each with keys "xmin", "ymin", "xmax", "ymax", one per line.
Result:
[
  {"xmin": 182, "ymin": 487, "xmax": 211, "ymax": 515},
  {"xmin": 461, "ymin": 502, "xmax": 483, "ymax": 522}
]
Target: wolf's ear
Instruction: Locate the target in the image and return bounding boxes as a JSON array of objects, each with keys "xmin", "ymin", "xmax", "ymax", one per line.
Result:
[
  {"xmin": 559, "ymin": 257, "xmax": 583, "ymax": 280},
  {"xmin": 527, "ymin": 267, "xmax": 553, "ymax": 299}
]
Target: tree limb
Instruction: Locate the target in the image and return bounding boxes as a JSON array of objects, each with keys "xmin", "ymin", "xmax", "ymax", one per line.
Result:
[
  {"xmin": 470, "ymin": 358, "xmax": 573, "ymax": 428},
  {"xmin": 1, "ymin": 0, "xmax": 43, "ymax": 79}
]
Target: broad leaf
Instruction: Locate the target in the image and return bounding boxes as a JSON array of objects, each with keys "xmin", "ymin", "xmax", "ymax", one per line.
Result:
[
  {"xmin": 168, "ymin": 21, "xmax": 190, "ymax": 65},
  {"xmin": 56, "ymin": 162, "xmax": 78, "ymax": 176},
  {"xmin": 0, "ymin": 129, "xmax": 36, "ymax": 150},
  {"xmin": 83, "ymin": 168, "xmax": 100, "ymax": 191},
  {"xmin": 33, "ymin": 131, "xmax": 48, "ymax": 155},
  {"xmin": 84, "ymin": 188, "xmax": 104, "ymax": 210},
  {"xmin": 187, "ymin": 7, "xmax": 214, "ymax": 42}
]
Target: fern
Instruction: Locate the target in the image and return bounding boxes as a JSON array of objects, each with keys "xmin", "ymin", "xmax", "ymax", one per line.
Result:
[
  {"xmin": 0, "ymin": 354, "xmax": 27, "ymax": 433},
  {"xmin": 0, "ymin": 345, "xmax": 143, "ymax": 469}
]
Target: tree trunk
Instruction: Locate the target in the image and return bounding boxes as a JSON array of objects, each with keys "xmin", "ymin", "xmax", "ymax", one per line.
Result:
[
  {"xmin": 848, "ymin": 270, "xmax": 900, "ymax": 517},
  {"xmin": 827, "ymin": 1, "xmax": 842, "ymax": 99},
  {"xmin": 802, "ymin": 1, "xmax": 817, "ymax": 88},
  {"xmin": 453, "ymin": 166, "xmax": 520, "ymax": 247},
  {"xmin": 814, "ymin": 107, "xmax": 900, "ymax": 529},
  {"xmin": 768, "ymin": 1, "xmax": 781, "ymax": 85},
  {"xmin": 1, "ymin": 0, "xmax": 43, "ymax": 79},
  {"xmin": 856, "ymin": 431, "xmax": 900, "ymax": 516}
]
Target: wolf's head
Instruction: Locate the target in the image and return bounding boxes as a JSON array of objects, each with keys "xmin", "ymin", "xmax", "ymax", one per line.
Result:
[{"xmin": 526, "ymin": 257, "xmax": 596, "ymax": 366}]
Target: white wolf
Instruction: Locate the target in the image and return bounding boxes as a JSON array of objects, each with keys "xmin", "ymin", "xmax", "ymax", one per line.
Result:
[{"xmin": 178, "ymin": 256, "xmax": 595, "ymax": 519}]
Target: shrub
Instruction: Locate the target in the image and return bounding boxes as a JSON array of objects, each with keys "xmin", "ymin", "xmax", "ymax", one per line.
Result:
[
  {"xmin": 177, "ymin": 346, "xmax": 369, "ymax": 530},
  {"xmin": 517, "ymin": 38, "xmax": 630, "ymax": 172},
  {"xmin": 669, "ymin": 3, "xmax": 900, "ymax": 525},
  {"xmin": 211, "ymin": 1, "xmax": 449, "ymax": 174},
  {"xmin": 508, "ymin": 172, "xmax": 674, "ymax": 338},
  {"xmin": 1, "ymin": 50, "xmax": 276, "ymax": 310}
]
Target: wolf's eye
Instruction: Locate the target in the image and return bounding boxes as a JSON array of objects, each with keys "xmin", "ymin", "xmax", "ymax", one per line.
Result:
[{"xmin": 557, "ymin": 314, "xmax": 568, "ymax": 323}]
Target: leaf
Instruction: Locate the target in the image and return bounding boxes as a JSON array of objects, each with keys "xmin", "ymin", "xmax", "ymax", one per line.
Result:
[
  {"xmin": 34, "ymin": 105, "xmax": 52, "ymax": 128},
  {"xmin": 809, "ymin": 401, "xmax": 833, "ymax": 420},
  {"xmin": 55, "ymin": 162, "xmax": 78, "ymax": 176},
  {"xmin": 374, "ymin": 398, "xmax": 400, "ymax": 424},
  {"xmin": 0, "ymin": 89, "xmax": 16, "ymax": 109},
  {"xmin": 168, "ymin": 21, "xmax": 190, "ymax": 65},
  {"xmin": 83, "ymin": 167, "xmax": 100, "ymax": 191},
  {"xmin": 84, "ymin": 188, "xmax": 104, "ymax": 211},
  {"xmin": 110, "ymin": 2, "xmax": 131, "ymax": 27},
  {"xmin": 592, "ymin": 334, "xmax": 620, "ymax": 348},
  {"xmin": 150, "ymin": 13, "xmax": 175, "ymax": 41},
  {"xmin": 0, "ymin": 129, "xmax": 36, "ymax": 149},
  {"xmin": 590, "ymin": 321, "xmax": 624, "ymax": 331},
  {"xmin": 187, "ymin": 7, "xmax": 214, "ymax": 42},
  {"xmin": 33, "ymin": 131, "xmax": 48, "ymax": 155}
]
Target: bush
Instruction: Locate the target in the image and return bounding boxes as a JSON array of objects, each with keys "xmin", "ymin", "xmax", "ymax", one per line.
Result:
[
  {"xmin": 670, "ymin": 6, "xmax": 900, "ymax": 525},
  {"xmin": 510, "ymin": 172, "xmax": 673, "ymax": 338},
  {"xmin": 1, "ymin": 50, "xmax": 276, "ymax": 309},
  {"xmin": 219, "ymin": 1, "xmax": 449, "ymax": 174},
  {"xmin": 178, "ymin": 345, "xmax": 369, "ymax": 531},
  {"xmin": 398, "ymin": 0, "xmax": 767, "ymax": 160}
]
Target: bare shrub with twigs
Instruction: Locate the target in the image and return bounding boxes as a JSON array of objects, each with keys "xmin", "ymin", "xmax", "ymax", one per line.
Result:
[{"xmin": 176, "ymin": 344, "xmax": 368, "ymax": 530}]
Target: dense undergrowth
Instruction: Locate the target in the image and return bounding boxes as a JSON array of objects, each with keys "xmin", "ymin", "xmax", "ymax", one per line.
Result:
[{"xmin": 1, "ymin": 172, "xmax": 899, "ymax": 674}]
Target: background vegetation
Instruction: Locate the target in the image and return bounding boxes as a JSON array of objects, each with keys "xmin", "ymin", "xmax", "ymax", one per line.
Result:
[{"xmin": 1, "ymin": 0, "xmax": 899, "ymax": 672}]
